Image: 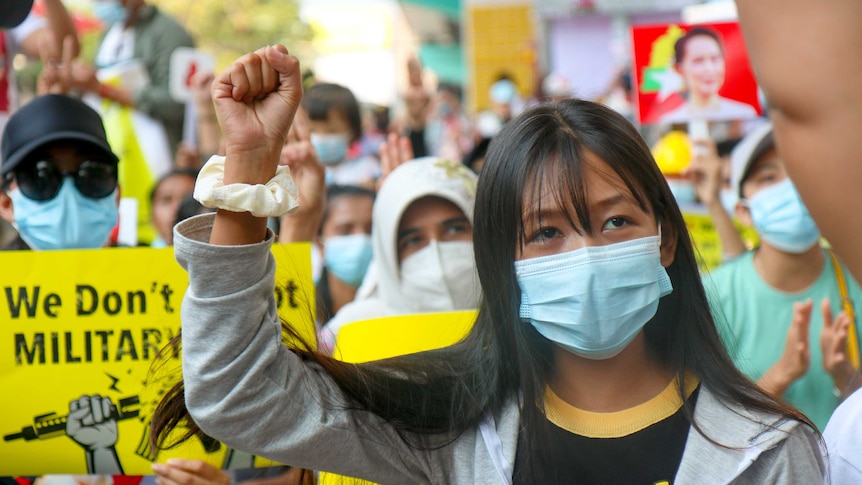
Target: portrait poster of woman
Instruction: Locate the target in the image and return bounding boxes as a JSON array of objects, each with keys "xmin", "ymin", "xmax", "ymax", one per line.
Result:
[{"xmin": 632, "ymin": 21, "xmax": 762, "ymax": 125}]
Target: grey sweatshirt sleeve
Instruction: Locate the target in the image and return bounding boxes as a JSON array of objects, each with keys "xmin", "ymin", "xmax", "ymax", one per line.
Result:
[
  {"xmin": 173, "ymin": 214, "xmax": 432, "ymax": 484},
  {"xmin": 742, "ymin": 424, "xmax": 826, "ymax": 484}
]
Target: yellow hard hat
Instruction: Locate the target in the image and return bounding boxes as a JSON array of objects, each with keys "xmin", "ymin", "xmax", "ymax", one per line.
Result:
[{"xmin": 652, "ymin": 130, "xmax": 692, "ymax": 175}]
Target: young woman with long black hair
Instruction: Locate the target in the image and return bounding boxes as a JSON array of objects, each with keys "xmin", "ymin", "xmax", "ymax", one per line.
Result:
[{"xmin": 150, "ymin": 45, "xmax": 824, "ymax": 484}]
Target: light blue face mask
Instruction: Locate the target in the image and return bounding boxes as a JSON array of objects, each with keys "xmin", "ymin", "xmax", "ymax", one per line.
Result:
[
  {"xmin": 323, "ymin": 233, "xmax": 373, "ymax": 287},
  {"xmin": 438, "ymin": 102, "xmax": 452, "ymax": 117},
  {"xmin": 745, "ymin": 178, "xmax": 820, "ymax": 253},
  {"xmin": 93, "ymin": 1, "xmax": 127, "ymax": 26},
  {"xmin": 515, "ymin": 234, "xmax": 673, "ymax": 360},
  {"xmin": 311, "ymin": 133, "xmax": 350, "ymax": 166},
  {"xmin": 10, "ymin": 178, "xmax": 119, "ymax": 251},
  {"xmin": 151, "ymin": 236, "xmax": 168, "ymax": 248},
  {"xmin": 490, "ymin": 79, "xmax": 516, "ymax": 104},
  {"xmin": 667, "ymin": 181, "xmax": 697, "ymax": 206},
  {"xmin": 720, "ymin": 189, "xmax": 739, "ymax": 215}
]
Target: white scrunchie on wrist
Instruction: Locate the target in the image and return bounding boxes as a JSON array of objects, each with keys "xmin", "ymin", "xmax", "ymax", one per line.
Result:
[{"xmin": 193, "ymin": 155, "xmax": 300, "ymax": 217}]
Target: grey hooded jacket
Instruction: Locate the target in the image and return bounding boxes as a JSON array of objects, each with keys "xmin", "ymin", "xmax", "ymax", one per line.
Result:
[{"xmin": 175, "ymin": 214, "xmax": 825, "ymax": 484}]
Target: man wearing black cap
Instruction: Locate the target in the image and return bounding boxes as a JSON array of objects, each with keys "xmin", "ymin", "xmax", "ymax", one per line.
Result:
[{"xmin": 0, "ymin": 94, "xmax": 120, "ymax": 250}]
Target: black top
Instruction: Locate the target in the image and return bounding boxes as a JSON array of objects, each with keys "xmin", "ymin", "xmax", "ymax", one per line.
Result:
[{"xmin": 513, "ymin": 382, "xmax": 700, "ymax": 485}]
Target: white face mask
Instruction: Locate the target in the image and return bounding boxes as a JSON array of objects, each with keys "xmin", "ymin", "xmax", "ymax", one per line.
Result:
[{"xmin": 399, "ymin": 240, "xmax": 479, "ymax": 312}]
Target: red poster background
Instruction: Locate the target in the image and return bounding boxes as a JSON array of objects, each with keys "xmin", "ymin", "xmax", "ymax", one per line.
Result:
[{"xmin": 631, "ymin": 21, "xmax": 761, "ymax": 125}]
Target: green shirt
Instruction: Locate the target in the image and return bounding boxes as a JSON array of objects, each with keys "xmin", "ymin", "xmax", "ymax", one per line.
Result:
[{"xmin": 704, "ymin": 248, "xmax": 862, "ymax": 429}]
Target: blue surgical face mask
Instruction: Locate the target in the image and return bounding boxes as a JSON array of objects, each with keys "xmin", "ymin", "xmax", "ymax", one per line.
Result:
[
  {"xmin": 515, "ymin": 234, "xmax": 673, "ymax": 360},
  {"xmin": 151, "ymin": 236, "xmax": 168, "ymax": 248},
  {"xmin": 10, "ymin": 178, "xmax": 119, "ymax": 250},
  {"xmin": 323, "ymin": 233, "xmax": 373, "ymax": 287},
  {"xmin": 438, "ymin": 102, "xmax": 452, "ymax": 117},
  {"xmin": 490, "ymin": 79, "xmax": 516, "ymax": 105},
  {"xmin": 744, "ymin": 178, "xmax": 820, "ymax": 253},
  {"xmin": 93, "ymin": 1, "xmax": 127, "ymax": 26},
  {"xmin": 720, "ymin": 189, "xmax": 738, "ymax": 215},
  {"xmin": 311, "ymin": 133, "xmax": 350, "ymax": 166},
  {"xmin": 667, "ymin": 179, "xmax": 697, "ymax": 206}
]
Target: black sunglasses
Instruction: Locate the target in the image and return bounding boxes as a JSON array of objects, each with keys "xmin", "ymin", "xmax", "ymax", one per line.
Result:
[{"xmin": 10, "ymin": 160, "xmax": 118, "ymax": 201}]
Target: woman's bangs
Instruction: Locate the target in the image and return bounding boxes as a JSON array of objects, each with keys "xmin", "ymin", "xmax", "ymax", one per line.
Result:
[
  {"xmin": 519, "ymin": 141, "xmax": 592, "ymax": 244},
  {"xmin": 592, "ymin": 150, "xmax": 654, "ymax": 215},
  {"xmin": 581, "ymin": 122, "xmax": 656, "ymax": 219}
]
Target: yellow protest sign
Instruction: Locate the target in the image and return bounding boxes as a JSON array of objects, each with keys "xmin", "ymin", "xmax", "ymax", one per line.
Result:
[
  {"xmin": 0, "ymin": 243, "xmax": 314, "ymax": 475},
  {"xmin": 465, "ymin": 3, "xmax": 535, "ymax": 113},
  {"xmin": 683, "ymin": 210, "xmax": 758, "ymax": 272},
  {"xmin": 333, "ymin": 310, "xmax": 476, "ymax": 363},
  {"xmin": 318, "ymin": 310, "xmax": 476, "ymax": 485}
]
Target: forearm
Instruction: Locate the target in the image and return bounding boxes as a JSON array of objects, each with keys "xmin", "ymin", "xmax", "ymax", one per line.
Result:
[
  {"xmin": 196, "ymin": 110, "xmax": 222, "ymax": 158},
  {"xmin": 757, "ymin": 365, "xmax": 793, "ymax": 398},
  {"xmin": 210, "ymin": 150, "xmax": 278, "ymax": 246},
  {"xmin": 211, "ymin": 211, "xmax": 268, "ymax": 246},
  {"xmin": 277, "ymin": 217, "xmax": 318, "ymax": 243},
  {"xmin": 278, "ymin": 191, "xmax": 324, "ymax": 243},
  {"xmin": 44, "ymin": 0, "xmax": 79, "ymax": 54},
  {"xmin": 736, "ymin": 0, "xmax": 862, "ymax": 282},
  {"xmin": 97, "ymin": 84, "xmax": 135, "ymax": 107},
  {"xmin": 20, "ymin": 0, "xmax": 81, "ymax": 60},
  {"xmin": 736, "ymin": 0, "xmax": 862, "ymax": 121},
  {"xmin": 85, "ymin": 447, "xmax": 123, "ymax": 474},
  {"xmin": 705, "ymin": 200, "xmax": 746, "ymax": 259}
]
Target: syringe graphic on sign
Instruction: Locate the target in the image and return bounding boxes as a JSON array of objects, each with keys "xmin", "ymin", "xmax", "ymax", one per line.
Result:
[{"xmin": 3, "ymin": 395, "xmax": 140, "ymax": 441}]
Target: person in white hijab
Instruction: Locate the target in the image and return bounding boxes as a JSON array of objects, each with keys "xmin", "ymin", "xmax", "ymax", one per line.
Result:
[{"xmin": 319, "ymin": 156, "xmax": 480, "ymax": 353}]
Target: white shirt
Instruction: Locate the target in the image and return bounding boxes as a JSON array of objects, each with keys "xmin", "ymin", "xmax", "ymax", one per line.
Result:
[
  {"xmin": 94, "ymin": 21, "xmax": 135, "ymax": 68},
  {"xmin": 823, "ymin": 387, "xmax": 862, "ymax": 482}
]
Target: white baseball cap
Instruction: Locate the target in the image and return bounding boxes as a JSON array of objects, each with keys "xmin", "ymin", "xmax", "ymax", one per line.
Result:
[{"xmin": 730, "ymin": 121, "xmax": 774, "ymax": 198}]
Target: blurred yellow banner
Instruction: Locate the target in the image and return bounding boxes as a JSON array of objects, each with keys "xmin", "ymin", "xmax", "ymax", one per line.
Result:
[
  {"xmin": 466, "ymin": 3, "xmax": 536, "ymax": 113},
  {"xmin": 318, "ymin": 309, "xmax": 476, "ymax": 484},
  {"xmin": 683, "ymin": 210, "xmax": 758, "ymax": 272},
  {"xmin": 0, "ymin": 244, "xmax": 314, "ymax": 475},
  {"xmin": 334, "ymin": 310, "xmax": 476, "ymax": 363}
]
